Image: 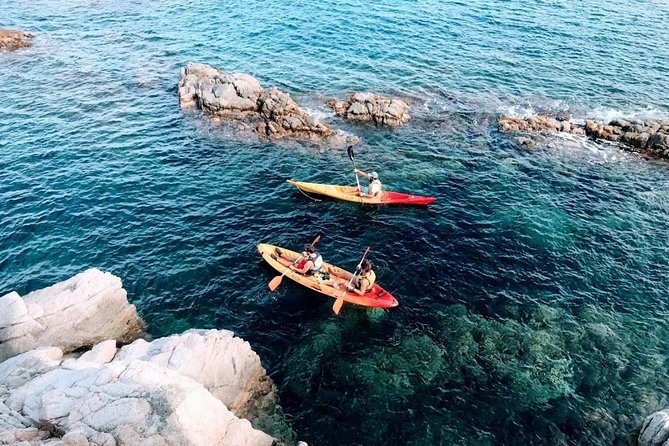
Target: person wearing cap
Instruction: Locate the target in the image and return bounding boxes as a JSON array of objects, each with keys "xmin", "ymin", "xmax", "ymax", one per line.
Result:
[
  {"xmin": 333, "ymin": 259, "xmax": 376, "ymax": 295},
  {"xmin": 354, "ymin": 168, "xmax": 382, "ymax": 198},
  {"xmin": 272, "ymin": 243, "xmax": 323, "ymax": 276}
]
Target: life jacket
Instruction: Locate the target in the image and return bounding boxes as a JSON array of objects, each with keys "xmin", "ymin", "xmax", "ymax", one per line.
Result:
[
  {"xmin": 369, "ymin": 179, "xmax": 382, "ymax": 196},
  {"xmin": 306, "ymin": 252, "xmax": 323, "ymax": 273},
  {"xmin": 356, "ymin": 270, "xmax": 376, "ymax": 290}
]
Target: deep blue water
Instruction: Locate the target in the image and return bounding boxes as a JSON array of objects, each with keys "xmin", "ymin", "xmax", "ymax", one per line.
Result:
[{"xmin": 2, "ymin": 0, "xmax": 669, "ymax": 444}]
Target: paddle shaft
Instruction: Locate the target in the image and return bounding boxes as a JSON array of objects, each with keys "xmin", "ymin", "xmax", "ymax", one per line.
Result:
[
  {"xmin": 346, "ymin": 246, "xmax": 371, "ymax": 289},
  {"xmin": 333, "ymin": 246, "xmax": 370, "ymax": 314},
  {"xmin": 348, "ymin": 146, "xmax": 362, "ymax": 195}
]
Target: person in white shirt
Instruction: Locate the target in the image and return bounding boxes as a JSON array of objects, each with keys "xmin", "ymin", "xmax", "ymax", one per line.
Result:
[{"xmin": 354, "ymin": 169, "xmax": 382, "ymax": 198}]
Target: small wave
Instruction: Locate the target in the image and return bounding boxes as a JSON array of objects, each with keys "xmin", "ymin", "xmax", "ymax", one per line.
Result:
[{"xmin": 588, "ymin": 106, "xmax": 669, "ymax": 123}]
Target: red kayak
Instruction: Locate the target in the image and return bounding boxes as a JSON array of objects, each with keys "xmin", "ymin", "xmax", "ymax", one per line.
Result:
[{"xmin": 287, "ymin": 180, "xmax": 436, "ymax": 206}]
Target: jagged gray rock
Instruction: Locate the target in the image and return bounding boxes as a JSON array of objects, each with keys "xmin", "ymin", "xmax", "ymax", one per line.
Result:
[
  {"xmin": 499, "ymin": 115, "xmax": 669, "ymax": 160},
  {"xmin": 0, "ymin": 269, "xmax": 142, "ymax": 362},
  {"xmin": 256, "ymin": 87, "xmax": 332, "ymax": 140},
  {"xmin": 328, "ymin": 92, "xmax": 411, "ymax": 126},
  {"xmin": 178, "ymin": 62, "xmax": 340, "ymax": 144}
]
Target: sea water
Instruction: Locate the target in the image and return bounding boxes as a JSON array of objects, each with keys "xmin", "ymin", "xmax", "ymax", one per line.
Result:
[{"xmin": 2, "ymin": 0, "xmax": 669, "ymax": 444}]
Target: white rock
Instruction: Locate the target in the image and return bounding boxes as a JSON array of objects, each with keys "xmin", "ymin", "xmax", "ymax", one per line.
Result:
[
  {"xmin": 5, "ymin": 359, "xmax": 274, "ymax": 446},
  {"xmin": 0, "ymin": 347, "xmax": 63, "ymax": 397},
  {"xmin": 0, "ymin": 271, "xmax": 285, "ymax": 446},
  {"xmin": 0, "ymin": 269, "xmax": 142, "ymax": 362},
  {"xmin": 115, "ymin": 329, "xmax": 269, "ymax": 413},
  {"xmin": 60, "ymin": 431, "xmax": 90, "ymax": 446},
  {"xmin": 78, "ymin": 340, "xmax": 117, "ymax": 364},
  {"xmin": 639, "ymin": 408, "xmax": 669, "ymax": 446}
]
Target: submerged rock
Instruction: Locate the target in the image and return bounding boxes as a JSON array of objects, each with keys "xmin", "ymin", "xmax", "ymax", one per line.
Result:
[
  {"xmin": 328, "ymin": 92, "xmax": 411, "ymax": 126},
  {"xmin": 178, "ymin": 62, "xmax": 344, "ymax": 145},
  {"xmin": 0, "ymin": 268, "xmax": 143, "ymax": 362},
  {"xmin": 0, "ymin": 271, "xmax": 298, "ymax": 445},
  {"xmin": 499, "ymin": 114, "xmax": 669, "ymax": 160},
  {"xmin": 0, "ymin": 30, "xmax": 33, "ymax": 52}
]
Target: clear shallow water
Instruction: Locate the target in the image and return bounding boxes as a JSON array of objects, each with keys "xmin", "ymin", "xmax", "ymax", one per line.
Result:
[{"xmin": 2, "ymin": 0, "xmax": 669, "ymax": 444}]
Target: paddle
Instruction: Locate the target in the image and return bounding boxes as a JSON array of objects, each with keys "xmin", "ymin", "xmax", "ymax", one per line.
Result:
[
  {"xmin": 348, "ymin": 146, "xmax": 362, "ymax": 195},
  {"xmin": 332, "ymin": 246, "xmax": 370, "ymax": 315},
  {"xmin": 268, "ymin": 235, "xmax": 321, "ymax": 291}
]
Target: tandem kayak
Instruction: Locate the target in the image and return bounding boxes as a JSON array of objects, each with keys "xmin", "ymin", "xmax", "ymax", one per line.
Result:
[
  {"xmin": 287, "ymin": 179, "xmax": 436, "ymax": 206},
  {"xmin": 257, "ymin": 243, "xmax": 399, "ymax": 312}
]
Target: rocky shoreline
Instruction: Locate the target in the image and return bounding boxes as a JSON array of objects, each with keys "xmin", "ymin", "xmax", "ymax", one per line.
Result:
[
  {"xmin": 0, "ymin": 269, "xmax": 301, "ymax": 445},
  {"xmin": 499, "ymin": 115, "xmax": 669, "ymax": 160}
]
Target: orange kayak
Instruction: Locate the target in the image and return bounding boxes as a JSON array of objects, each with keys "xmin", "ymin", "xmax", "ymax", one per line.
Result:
[
  {"xmin": 257, "ymin": 243, "xmax": 399, "ymax": 311},
  {"xmin": 287, "ymin": 179, "xmax": 436, "ymax": 206}
]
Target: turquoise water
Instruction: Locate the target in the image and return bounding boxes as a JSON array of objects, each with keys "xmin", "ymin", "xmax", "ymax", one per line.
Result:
[{"xmin": 2, "ymin": 0, "xmax": 669, "ymax": 444}]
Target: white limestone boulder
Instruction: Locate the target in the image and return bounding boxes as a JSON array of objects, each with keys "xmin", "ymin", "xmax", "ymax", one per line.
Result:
[
  {"xmin": 0, "ymin": 271, "xmax": 297, "ymax": 445},
  {"xmin": 115, "ymin": 329, "xmax": 276, "ymax": 418},
  {"xmin": 639, "ymin": 408, "xmax": 669, "ymax": 446},
  {"xmin": 4, "ymin": 360, "xmax": 275, "ymax": 446},
  {"xmin": 0, "ymin": 269, "xmax": 142, "ymax": 362}
]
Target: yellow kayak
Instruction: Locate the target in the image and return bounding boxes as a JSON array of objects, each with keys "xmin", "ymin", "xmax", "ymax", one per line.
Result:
[
  {"xmin": 257, "ymin": 243, "xmax": 399, "ymax": 310},
  {"xmin": 287, "ymin": 179, "xmax": 436, "ymax": 206}
]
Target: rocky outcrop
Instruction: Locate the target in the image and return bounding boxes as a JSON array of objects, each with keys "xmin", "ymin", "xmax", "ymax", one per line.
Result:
[
  {"xmin": 639, "ymin": 409, "xmax": 669, "ymax": 446},
  {"xmin": 0, "ymin": 268, "xmax": 143, "ymax": 362},
  {"xmin": 178, "ymin": 62, "xmax": 336, "ymax": 143},
  {"xmin": 0, "ymin": 30, "xmax": 33, "ymax": 52},
  {"xmin": 584, "ymin": 119, "xmax": 669, "ymax": 157},
  {"xmin": 178, "ymin": 62, "xmax": 263, "ymax": 116},
  {"xmin": 0, "ymin": 341, "xmax": 276, "ymax": 446},
  {"xmin": 114, "ymin": 329, "xmax": 281, "ymax": 422},
  {"xmin": 499, "ymin": 115, "xmax": 669, "ymax": 159},
  {"xmin": 0, "ymin": 271, "xmax": 299, "ymax": 445},
  {"xmin": 328, "ymin": 92, "xmax": 411, "ymax": 126},
  {"xmin": 498, "ymin": 115, "xmax": 585, "ymax": 136}
]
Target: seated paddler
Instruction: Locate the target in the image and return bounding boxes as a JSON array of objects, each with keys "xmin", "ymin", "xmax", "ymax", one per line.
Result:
[{"xmin": 272, "ymin": 243, "xmax": 323, "ymax": 276}]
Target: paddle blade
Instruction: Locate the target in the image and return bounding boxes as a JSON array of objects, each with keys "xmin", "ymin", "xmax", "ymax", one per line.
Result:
[
  {"xmin": 347, "ymin": 145, "xmax": 355, "ymax": 162},
  {"xmin": 268, "ymin": 275, "xmax": 283, "ymax": 291},
  {"xmin": 333, "ymin": 296, "xmax": 345, "ymax": 315}
]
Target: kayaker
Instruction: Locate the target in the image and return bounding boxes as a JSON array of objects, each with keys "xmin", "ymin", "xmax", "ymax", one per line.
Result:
[
  {"xmin": 354, "ymin": 168, "xmax": 382, "ymax": 198},
  {"xmin": 333, "ymin": 259, "xmax": 376, "ymax": 295},
  {"xmin": 272, "ymin": 243, "xmax": 323, "ymax": 276}
]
